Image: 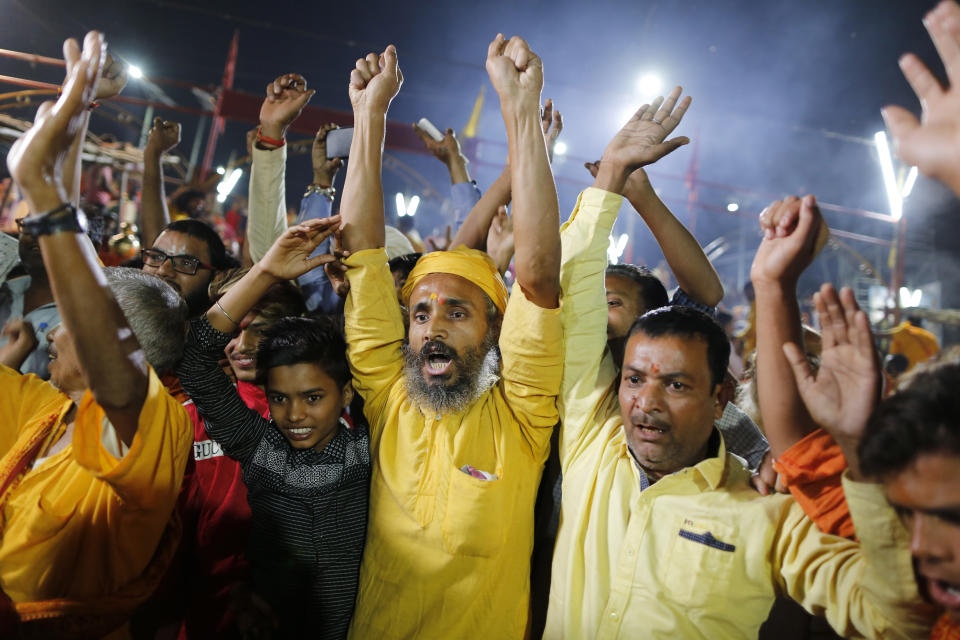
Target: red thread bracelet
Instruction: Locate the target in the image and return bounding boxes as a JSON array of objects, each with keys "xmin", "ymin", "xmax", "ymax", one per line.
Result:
[{"xmin": 256, "ymin": 126, "xmax": 286, "ymax": 148}]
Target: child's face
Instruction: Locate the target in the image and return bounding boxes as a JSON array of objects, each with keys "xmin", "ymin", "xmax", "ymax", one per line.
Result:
[{"xmin": 266, "ymin": 363, "xmax": 353, "ymax": 452}]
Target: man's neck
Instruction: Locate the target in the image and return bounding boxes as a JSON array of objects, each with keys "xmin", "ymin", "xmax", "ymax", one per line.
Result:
[{"xmin": 627, "ymin": 433, "xmax": 717, "ymax": 486}]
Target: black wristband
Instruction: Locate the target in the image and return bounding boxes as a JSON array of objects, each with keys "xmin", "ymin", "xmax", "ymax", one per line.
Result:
[{"xmin": 21, "ymin": 203, "xmax": 87, "ymax": 237}]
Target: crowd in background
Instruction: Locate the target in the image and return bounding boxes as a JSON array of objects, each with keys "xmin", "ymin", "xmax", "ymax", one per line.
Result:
[{"xmin": 0, "ymin": 3, "xmax": 959, "ymax": 639}]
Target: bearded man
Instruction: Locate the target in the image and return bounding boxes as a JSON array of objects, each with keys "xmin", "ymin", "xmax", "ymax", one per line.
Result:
[{"xmin": 337, "ymin": 37, "xmax": 563, "ymax": 639}]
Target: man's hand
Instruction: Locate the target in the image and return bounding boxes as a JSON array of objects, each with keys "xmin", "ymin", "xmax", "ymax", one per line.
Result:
[
  {"xmin": 782, "ymin": 284, "xmax": 879, "ymax": 479},
  {"xmin": 258, "ymin": 216, "xmax": 342, "ymax": 281},
  {"xmin": 414, "ymin": 123, "xmax": 465, "ymax": 166},
  {"xmin": 594, "ymin": 87, "xmax": 691, "ymax": 194},
  {"xmin": 425, "ymin": 224, "xmax": 453, "ymax": 252},
  {"xmin": 7, "ymin": 31, "xmax": 105, "ymax": 213},
  {"xmin": 883, "ymin": 1, "xmax": 960, "ymax": 196},
  {"xmin": 750, "ymin": 195, "xmax": 825, "ymax": 288},
  {"xmin": 144, "ymin": 117, "xmax": 181, "ymax": 156},
  {"xmin": 311, "ymin": 123, "xmax": 343, "ymax": 188},
  {"xmin": 486, "ymin": 205, "xmax": 515, "ymax": 274},
  {"xmin": 541, "ymin": 98, "xmax": 563, "ymax": 162},
  {"xmin": 258, "ymin": 73, "xmax": 315, "ymax": 142},
  {"xmin": 750, "ymin": 451, "xmax": 787, "ymax": 496},
  {"xmin": 93, "ymin": 52, "xmax": 128, "ymax": 100},
  {"xmin": 323, "ymin": 228, "xmax": 350, "ymax": 297},
  {"xmin": 585, "ymin": 159, "xmax": 652, "ymax": 201},
  {"xmin": 485, "ymin": 34, "xmax": 543, "ymax": 113},
  {"xmin": 0, "ymin": 318, "xmax": 37, "ymax": 370},
  {"xmin": 349, "ymin": 45, "xmax": 402, "ymax": 116}
]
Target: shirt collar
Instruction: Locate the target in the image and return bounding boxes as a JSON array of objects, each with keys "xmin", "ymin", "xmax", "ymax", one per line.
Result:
[{"xmin": 625, "ymin": 428, "xmax": 728, "ymax": 491}]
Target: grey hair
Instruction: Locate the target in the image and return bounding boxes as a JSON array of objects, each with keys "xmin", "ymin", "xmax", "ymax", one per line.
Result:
[{"xmin": 103, "ymin": 267, "xmax": 188, "ymax": 373}]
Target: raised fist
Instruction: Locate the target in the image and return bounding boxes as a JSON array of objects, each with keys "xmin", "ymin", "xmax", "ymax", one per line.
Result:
[
  {"xmin": 485, "ymin": 34, "xmax": 543, "ymax": 112},
  {"xmin": 259, "ymin": 73, "xmax": 314, "ymax": 141},
  {"xmin": 145, "ymin": 117, "xmax": 181, "ymax": 155},
  {"xmin": 349, "ymin": 45, "xmax": 402, "ymax": 115},
  {"xmin": 750, "ymin": 195, "xmax": 826, "ymax": 287}
]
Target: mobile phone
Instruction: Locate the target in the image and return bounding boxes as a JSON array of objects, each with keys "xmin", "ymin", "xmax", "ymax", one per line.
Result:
[
  {"xmin": 326, "ymin": 127, "xmax": 354, "ymax": 159},
  {"xmin": 416, "ymin": 118, "xmax": 445, "ymax": 142}
]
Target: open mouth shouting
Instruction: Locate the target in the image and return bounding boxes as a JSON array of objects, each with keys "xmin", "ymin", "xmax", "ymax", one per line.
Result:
[
  {"xmin": 421, "ymin": 341, "xmax": 458, "ymax": 380},
  {"xmin": 630, "ymin": 415, "xmax": 670, "ymax": 441}
]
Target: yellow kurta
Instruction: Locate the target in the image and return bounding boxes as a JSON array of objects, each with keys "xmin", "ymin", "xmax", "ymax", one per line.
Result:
[
  {"xmin": 543, "ymin": 188, "xmax": 934, "ymax": 639},
  {"xmin": 0, "ymin": 365, "xmax": 192, "ymax": 603},
  {"xmin": 343, "ymin": 248, "xmax": 561, "ymax": 639}
]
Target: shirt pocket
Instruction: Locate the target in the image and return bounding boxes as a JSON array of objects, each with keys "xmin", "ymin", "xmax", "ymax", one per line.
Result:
[
  {"xmin": 441, "ymin": 466, "xmax": 510, "ymax": 557},
  {"xmin": 662, "ymin": 515, "xmax": 738, "ymax": 607}
]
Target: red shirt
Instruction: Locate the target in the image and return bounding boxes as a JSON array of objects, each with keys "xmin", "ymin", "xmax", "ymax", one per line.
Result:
[{"xmin": 144, "ymin": 376, "xmax": 269, "ymax": 638}]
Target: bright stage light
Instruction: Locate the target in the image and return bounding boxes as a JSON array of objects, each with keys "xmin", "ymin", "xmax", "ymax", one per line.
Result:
[
  {"xmin": 395, "ymin": 193, "xmax": 406, "ymax": 217},
  {"xmin": 637, "ymin": 73, "xmax": 662, "ymax": 97},
  {"xmin": 407, "ymin": 195, "xmax": 420, "ymax": 217},
  {"xmin": 128, "ymin": 64, "xmax": 144, "ymax": 79},
  {"xmin": 726, "ymin": 202, "xmax": 740, "ymax": 212},
  {"xmin": 553, "ymin": 141, "xmax": 567, "ymax": 155},
  {"xmin": 216, "ymin": 168, "xmax": 243, "ymax": 203},
  {"xmin": 607, "ymin": 233, "xmax": 629, "ymax": 265},
  {"xmin": 874, "ymin": 131, "xmax": 902, "ymax": 220}
]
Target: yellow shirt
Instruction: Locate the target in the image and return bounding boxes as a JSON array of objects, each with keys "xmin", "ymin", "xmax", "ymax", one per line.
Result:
[
  {"xmin": 544, "ymin": 188, "xmax": 934, "ymax": 639},
  {"xmin": 343, "ymin": 248, "xmax": 562, "ymax": 639},
  {"xmin": 0, "ymin": 365, "xmax": 192, "ymax": 603}
]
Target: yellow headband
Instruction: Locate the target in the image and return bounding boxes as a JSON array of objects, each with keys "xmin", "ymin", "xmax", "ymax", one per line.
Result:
[{"xmin": 401, "ymin": 246, "xmax": 508, "ymax": 314}]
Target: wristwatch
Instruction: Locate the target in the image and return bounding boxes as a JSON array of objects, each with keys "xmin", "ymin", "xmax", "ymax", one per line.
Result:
[{"xmin": 20, "ymin": 203, "xmax": 88, "ymax": 237}]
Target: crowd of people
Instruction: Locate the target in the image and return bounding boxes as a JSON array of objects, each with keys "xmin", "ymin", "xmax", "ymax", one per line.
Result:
[{"xmin": 0, "ymin": 3, "xmax": 958, "ymax": 639}]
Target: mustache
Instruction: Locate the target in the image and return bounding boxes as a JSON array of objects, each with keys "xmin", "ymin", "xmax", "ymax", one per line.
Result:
[
  {"xmin": 420, "ymin": 340, "xmax": 459, "ymax": 360},
  {"xmin": 630, "ymin": 411, "xmax": 670, "ymax": 431}
]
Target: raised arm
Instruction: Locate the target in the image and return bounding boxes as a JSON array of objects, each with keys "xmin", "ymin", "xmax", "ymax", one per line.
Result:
[
  {"xmin": 883, "ymin": 0, "xmax": 960, "ymax": 198},
  {"xmin": 559, "ymin": 88, "xmax": 691, "ymax": 452},
  {"xmin": 339, "ymin": 46, "xmax": 402, "ymax": 252},
  {"xmin": 140, "ymin": 117, "xmax": 181, "ymax": 246},
  {"xmin": 782, "ymin": 283, "xmax": 880, "ymax": 479},
  {"xmin": 210, "ymin": 216, "xmax": 341, "ymax": 334},
  {"xmin": 6, "ymin": 31, "xmax": 147, "ymax": 445},
  {"xmin": 485, "ymin": 35, "xmax": 559, "ymax": 308},
  {"xmin": 448, "ymin": 99, "xmax": 560, "ymax": 253},
  {"xmin": 750, "ymin": 195, "xmax": 827, "ymax": 456},
  {"xmin": 62, "ymin": 51, "xmax": 127, "ymax": 205},
  {"xmin": 247, "ymin": 73, "xmax": 314, "ymax": 262}
]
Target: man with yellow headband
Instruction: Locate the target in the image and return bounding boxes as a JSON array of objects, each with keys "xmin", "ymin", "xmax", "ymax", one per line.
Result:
[{"xmin": 337, "ymin": 36, "xmax": 562, "ymax": 638}]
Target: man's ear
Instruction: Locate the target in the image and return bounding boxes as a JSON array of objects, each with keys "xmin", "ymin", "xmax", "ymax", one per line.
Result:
[
  {"xmin": 341, "ymin": 380, "xmax": 355, "ymax": 407},
  {"xmin": 712, "ymin": 383, "xmax": 725, "ymax": 421}
]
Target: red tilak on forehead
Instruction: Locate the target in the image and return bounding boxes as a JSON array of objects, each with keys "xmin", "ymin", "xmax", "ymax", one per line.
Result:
[{"xmin": 650, "ymin": 364, "xmax": 660, "ymax": 374}]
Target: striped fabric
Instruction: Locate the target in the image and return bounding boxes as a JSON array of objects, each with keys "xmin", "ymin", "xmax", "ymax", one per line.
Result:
[{"xmin": 177, "ymin": 317, "xmax": 370, "ymax": 639}]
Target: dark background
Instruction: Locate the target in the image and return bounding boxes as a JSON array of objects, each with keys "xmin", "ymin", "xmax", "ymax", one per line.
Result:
[{"xmin": 2, "ymin": 0, "xmax": 956, "ymax": 339}]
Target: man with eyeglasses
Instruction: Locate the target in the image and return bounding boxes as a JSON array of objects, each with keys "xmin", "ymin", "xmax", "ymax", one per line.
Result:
[{"xmin": 141, "ymin": 219, "xmax": 237, "ymax": 318}]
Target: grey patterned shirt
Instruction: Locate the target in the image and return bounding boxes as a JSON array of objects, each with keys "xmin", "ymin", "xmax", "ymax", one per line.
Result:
[{"xmin": 177, "ymin": 317, "xmax": 370, "ymax": 640}]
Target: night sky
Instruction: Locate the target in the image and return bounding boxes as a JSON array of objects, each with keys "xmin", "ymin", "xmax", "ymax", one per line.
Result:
[{"xmin": 2, "ymin": 0, "xmax": 956, "ymax": 330}]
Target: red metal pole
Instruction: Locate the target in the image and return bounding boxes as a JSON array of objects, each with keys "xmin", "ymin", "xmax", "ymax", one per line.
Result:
[{"xmin": 199, "ymin": 30, "xmax": 239, "ymax": 182}]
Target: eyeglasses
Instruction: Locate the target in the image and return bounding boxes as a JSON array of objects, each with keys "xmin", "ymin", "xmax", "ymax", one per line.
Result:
[{"xmin": 141, "ymin": 248, "xmax": 214, "ymax": 275}]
